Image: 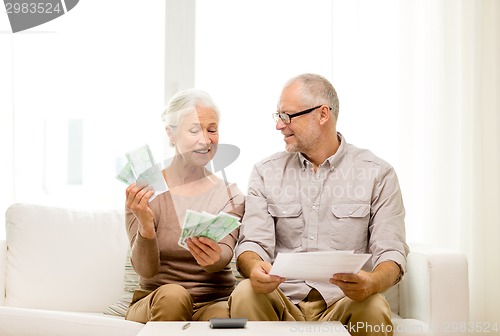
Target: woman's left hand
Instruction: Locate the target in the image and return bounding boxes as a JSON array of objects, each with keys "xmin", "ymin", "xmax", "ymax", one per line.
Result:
[{"xmin": 186, "ymin": 236, "xmax": 222, "ymax": 267}]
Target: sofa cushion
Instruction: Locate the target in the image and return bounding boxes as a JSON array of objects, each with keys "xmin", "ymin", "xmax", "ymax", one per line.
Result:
[
  {"xmin": 383, "ymin": 284, "xmax": 399, "ymax": 315},
  {"xmin": 0, "ymin": 240, "xmax": 6, "ymax": 305},
  {"xmin": 5, "ymin": 203, "xmax": 128, "ymax": 312},
  {"xmin": 104, "ymin": 249, "xmax": 139, "ymax": 317}
]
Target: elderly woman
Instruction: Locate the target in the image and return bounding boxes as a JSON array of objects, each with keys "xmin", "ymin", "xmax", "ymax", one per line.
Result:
[{"xmin": 124, "ymin": 89, "xmax": 244, "ymax": 322}]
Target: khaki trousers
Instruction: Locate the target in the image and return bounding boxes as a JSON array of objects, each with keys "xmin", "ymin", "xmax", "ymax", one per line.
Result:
[
  {"xmin": 125, "ymin": 284, "xmax": 230, "ymax": 323},
  {"xmin": 228, "ymin": 279, "xmax": 393, "ymax": 336}
]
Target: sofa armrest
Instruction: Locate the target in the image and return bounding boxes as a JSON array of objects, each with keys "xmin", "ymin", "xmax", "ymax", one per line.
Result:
[
  {"xmin": 399, "ymin": 243, "xmax": 469, "ymax": 331},
  {"xmin": 0, "ymin": 240, "xmax": 6, "ymax": 306}
]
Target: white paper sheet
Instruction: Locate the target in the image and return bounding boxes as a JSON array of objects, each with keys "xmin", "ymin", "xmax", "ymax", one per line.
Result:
[{"xmin": 269, "ymin": 251, "xmax": 371, "ymax": 283}]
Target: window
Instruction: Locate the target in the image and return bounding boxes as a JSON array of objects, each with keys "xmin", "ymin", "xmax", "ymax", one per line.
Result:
[{"xmin": 0, "ymin": 0, "xmax": 166, "ymax": 227}]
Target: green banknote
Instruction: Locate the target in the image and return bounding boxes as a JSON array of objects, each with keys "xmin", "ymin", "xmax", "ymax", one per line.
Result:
[
  {"xmin": 125, "ymin": 144, "xmax": 155, "ymax": 177},
  {"xmin": 178, "ymin": 210, "xmax": 212, "ymax": 249},
  {"xmin": 178, "ymin": 210, "xmax": 241, "ymax": 250},
  {"xmin": 116, "ymin": 161, "xmax": 135, "ymax": 184},
  {"xmin": 196, "ymin": 212, "xmax": 240, "ymax": 241},
  {"xmin": 116, "ymin": 144, "xmax": 168, "ymax": 202}
]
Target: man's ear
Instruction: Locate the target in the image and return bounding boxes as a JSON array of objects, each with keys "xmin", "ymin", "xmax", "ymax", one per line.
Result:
[
  {"xmin": 318, "ymin": 105, "xmax": 331, "ymax": 125},
  {"xmin": 166, "ymin": 126, "xmax": 175, "ymax": 145}
]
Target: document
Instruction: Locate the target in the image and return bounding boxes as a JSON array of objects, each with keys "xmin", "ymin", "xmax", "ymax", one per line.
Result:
[{"xmin": 269, "ymin": 251, "xmax": 371, "ymax": 283}]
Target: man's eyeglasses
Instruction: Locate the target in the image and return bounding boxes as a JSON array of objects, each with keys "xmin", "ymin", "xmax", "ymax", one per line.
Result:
[{"xmin": 272, "ymin": 105, "xmax": 331, "ymax": 124}]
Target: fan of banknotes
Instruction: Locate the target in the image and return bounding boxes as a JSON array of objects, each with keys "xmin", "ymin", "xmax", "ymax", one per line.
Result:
[
  {"xmin": 178, "ymin": 209, "xmax": 241, "ymax": 249},
  {"xmin": 116, "ymin": 144, "xmax": 168, "ymax": 201}
]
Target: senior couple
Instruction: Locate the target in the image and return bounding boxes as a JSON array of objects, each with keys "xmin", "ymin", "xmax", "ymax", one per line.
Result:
[{"xmin": 124, "ymin": 73, "xmax": 408, "ymax": 336}]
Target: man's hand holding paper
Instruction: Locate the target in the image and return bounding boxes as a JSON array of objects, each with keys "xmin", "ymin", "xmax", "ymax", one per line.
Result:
[
  {"xmin": 331, "ymin": 260, "xmax": 402, "ymax": 302},
  {"xmin": 269, "ymin": 251, "xmax": 370, "ymax": 283}
]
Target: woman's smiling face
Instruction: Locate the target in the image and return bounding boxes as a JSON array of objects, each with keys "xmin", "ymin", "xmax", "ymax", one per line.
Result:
[{"xmin": 172, "ymin": 105, "xmax": 219, "ymax": 167}]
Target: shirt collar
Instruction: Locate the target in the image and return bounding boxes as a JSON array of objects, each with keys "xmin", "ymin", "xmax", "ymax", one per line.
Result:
[{"xmin": 298, "ymin": 132, "xmax": 347, "ymax": 170}]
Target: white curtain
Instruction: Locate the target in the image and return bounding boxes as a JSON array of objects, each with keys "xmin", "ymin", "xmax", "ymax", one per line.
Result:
[
  {"xmin": 397, "ymin": 0, "xmax": 500, "ymax": 324},
  {"xmin": 0, "ymin": 31, "xmax": 15, "ymax": 230},
  {"xmin": 334, "ymin": 0, "xmax": 500, "ymax": 324}
]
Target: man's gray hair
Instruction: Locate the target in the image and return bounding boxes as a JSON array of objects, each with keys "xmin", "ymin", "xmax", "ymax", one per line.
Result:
[{"xmin": 284, "ymin": 73, "xmax": 340, "ymax": 120}]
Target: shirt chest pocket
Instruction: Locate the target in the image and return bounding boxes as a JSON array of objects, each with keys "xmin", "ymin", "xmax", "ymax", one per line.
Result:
[
  {"xmin": 330, "ymin": 203, "xmax": 370, "ymax": 252},
  {"xmin": 268, "ymin": 203, "xmax": 304, "ymax": 249}
]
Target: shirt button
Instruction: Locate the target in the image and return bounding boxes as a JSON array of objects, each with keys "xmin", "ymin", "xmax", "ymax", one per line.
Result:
[
  {"xmin": 312, "ymin": 205, "xmax": 317, "ymax": 210},
  {"xmin": 349, "ymin": 210, "xmax": 353, "ymax": 215},
  {"xmin": 282, "ymin": 210, "xmax": 286, "ymax": 215},
  {"xmin": 310, "ymin": 235, "xmax": 315, "ymax": 240}
]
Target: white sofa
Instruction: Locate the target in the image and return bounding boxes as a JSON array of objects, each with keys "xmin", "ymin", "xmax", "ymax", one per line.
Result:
[{"xmin": 0, "ymin": 203, "xmax": 469, "ymax": 336}]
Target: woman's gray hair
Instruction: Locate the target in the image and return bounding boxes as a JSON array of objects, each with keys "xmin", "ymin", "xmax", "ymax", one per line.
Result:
[
  {"xmin": 284, "ymin": 73, "xmax": 340, "ymax": 120},
  {"xmin": 161, "ymin": 88, "xmax": 220, "ymax": 128}
]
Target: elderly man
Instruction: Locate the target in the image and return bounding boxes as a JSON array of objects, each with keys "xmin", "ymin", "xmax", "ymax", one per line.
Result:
[{"xmin": 229, "ymin": 73, "xmax": 408, "ymax": 336}]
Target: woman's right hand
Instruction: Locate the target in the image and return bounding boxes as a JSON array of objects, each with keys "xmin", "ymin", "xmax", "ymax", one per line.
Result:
[{"xmin": 125, "ymin": 183, "xmax": 155, "ymax": 239}]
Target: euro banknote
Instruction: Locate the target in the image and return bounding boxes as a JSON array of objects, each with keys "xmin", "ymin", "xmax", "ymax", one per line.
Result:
[
  {"xmin": 178, "ymin": 209, "xmax": 241, "ymax": 249},
  {"xmin": 116, "ymin": 144, "xmax": 168, "ymax": 201}
]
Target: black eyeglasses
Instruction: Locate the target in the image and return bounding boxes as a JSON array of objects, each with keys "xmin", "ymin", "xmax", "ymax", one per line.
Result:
[{"xmin": 272, "ymin": 105, "xmax": 331, "ymax": 124}]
